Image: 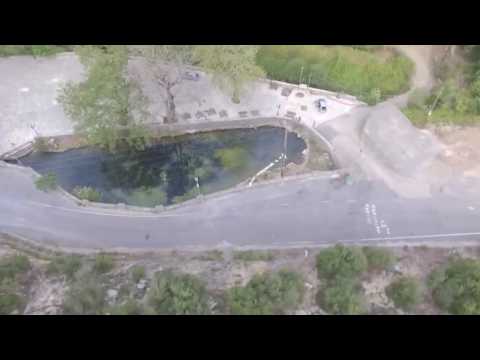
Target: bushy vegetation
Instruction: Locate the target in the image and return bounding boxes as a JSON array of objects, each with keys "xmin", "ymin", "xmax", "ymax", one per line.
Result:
[
  {"xmin": 131, "ymin": 265, "xmax": 146, "ymax": 283},
  {"xmin": 226, "ymin": 270, "xmax": 304, "ymax": 315},
  {"xmin": 126, "ymin": 186, "xmax": 167, "ymax": 207},
  {"xmin": 109, "ymin": 299, "xmax": 146, "ymax": 315},
  {"xmin": 404, "ymin": 45, "xmax": 480, "ymax": 127},
  {"xmin": 0, "ymin": 254, "xmax": 31, "ymax": 281},
  {"xmin": 147, "ymin": 271, "xmax": 211, "ymax": 315},
  {"xmin": 256, "ymin": 45, "xmax": 413, "ymax": 104},
  {"xmin": 73, "ymin": 186, "xmax": 102, "ymax": 202},
  {"xmin": 316, "ymin": 245, "xmax": 368, "ymax": 280},
  {"xmin": 63, "ymin": 273, "xmax": 106, "ymax": 315},
  {"xmin": 318, "ymin": 276, "xmax": 366, "ymax": 315},
  {"xmin": 315, "ymin": 245, "xmax": 369, "ymax": 315},
  {"xmin": 428, "ymin": 258, "xmax": 480, "ymax": 315},
  {"xmin": 386, "ymin": 276, "xmax": 422, "ymax": 312},
  {"xmin": 363, "ymin": 247, "xmax": 395, "ymax": 272},
  {"xmin": 0, "ymin": 254, "xmax": 31, "ymax": 315},
  {"xmin": 35, "ymin": 172, "xmax": 57, "ymax": 192},
  {"xmin": 47, "ymin": 254, "xmax": 83, "ymax": 279},
  {"xmin": 92, "ymin": 253, "xmax": 115, "ymax": 274},
  {"xmin": 0, "ymin": 45, "xmax": 71, "ymax": 57},
  {"xmin": 233, "ymin": 250, "xmax": 274, "ymax": 262}
]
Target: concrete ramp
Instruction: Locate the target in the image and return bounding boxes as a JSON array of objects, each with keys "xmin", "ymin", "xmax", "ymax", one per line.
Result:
[{"xmin": 361, "ymin": 103, "xmax": 444, "ymax": 177}]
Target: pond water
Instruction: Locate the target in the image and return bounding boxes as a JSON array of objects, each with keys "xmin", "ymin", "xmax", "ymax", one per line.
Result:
[{"xmin": 20, "ymin": 126, "xmax": 329, "ymax": 207}]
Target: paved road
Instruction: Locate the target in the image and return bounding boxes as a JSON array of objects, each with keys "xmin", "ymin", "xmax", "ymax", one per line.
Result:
[{"xmin": 2, "ymin": 164, "xmax": 480, "ymax": 251}]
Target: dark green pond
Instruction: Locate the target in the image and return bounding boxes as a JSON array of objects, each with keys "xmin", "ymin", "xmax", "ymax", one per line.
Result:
[{"xmin": 21, "ymin": 126, "xmax": 331, "ymax": 207}]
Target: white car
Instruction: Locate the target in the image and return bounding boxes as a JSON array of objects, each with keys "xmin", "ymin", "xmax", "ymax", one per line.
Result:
[{"xmin": 315, "ymin": 98, "xmax": 327, "ymax": 113}]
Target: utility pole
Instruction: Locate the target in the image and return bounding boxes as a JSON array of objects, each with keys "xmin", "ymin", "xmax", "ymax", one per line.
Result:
[
  {"xmin": 194, "ymin": 176, "xmax": 201, "ymax": 196},
  {"xmin": 307, "ymin": 73, "xmax": 312, "ymax": 89},
  {"xmin": 281, "ymin": 120, "xmax": 288, "ymax": 178},
  {"xmin": 428, "ymin": 86, "xmax": 445, "ymax": 117},
  {"xmin": 299, "ymin": 66, "xmax": 304, "ymax": 86}
]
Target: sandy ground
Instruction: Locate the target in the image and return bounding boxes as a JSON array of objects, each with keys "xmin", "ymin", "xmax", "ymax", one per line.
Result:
[{"xmin": 432, "ymin": 125, "xmax": 480, "ymax": 178}]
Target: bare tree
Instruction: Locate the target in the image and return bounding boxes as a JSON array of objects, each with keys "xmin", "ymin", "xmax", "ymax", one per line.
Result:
[{"xmin": 137, "ymin": 45, "xmax": 195, "ymax": 124}]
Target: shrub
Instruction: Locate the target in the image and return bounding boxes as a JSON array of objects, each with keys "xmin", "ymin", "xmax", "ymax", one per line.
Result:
[
  {"xmin": 63, "ymin": 274, "xmax": 106, "ymax": 315},
  {"xmin": 386, "ymin": 276, "xmax": 422, "ymax": 312},
  {"xmin": 92, "ymin": 253, "xmax": 115, "ymax": 274},
  {"xmin": 256, "ymin": 45, "xmax": 414, "ymax": 102},
  {"xmin": 109, "ymin": 299, "xmax": 145, "ymax": 315},
  {"xmin": 316, "ymin": 245, "xmax": 368, "ymax": 280},
  {"xmin": 131, "ymin": 265, "xmax": 146, "ymax": 283},
  {"xmin": 147, "ymin": 271, "xmax": 210, "ymax": 315},
  {"xmin": 0, "ymin": 254, "xmax": 31, "ymax": 281},
  {"xmin": 363, "ymin": 247, "xmax": 395, "ymax": 272},
  {"xmin": 35, "ymin": 172, "xmax": 57, "ymax": 192},
  {"xmin": 317, "ymin": 276, "xmax": 366, "ymax": 315},
  {"xmin": 195, "ymin": 250, "xmax": 224, "ymax": 262},
  {"xmin": 47, "ymin": 254, "xmax": 83, "ymax": 279},
  {"xmin": 429, "ymin": 258, "xmax": 480, "ymax": 315},
  {"xmin": 226, "ymin": 270, "xmax": 304, "ymax": 315},
  {"xmin": 72, "ymin": 186, "xmax": 102, "ymax": 202},
  {"xmin": 0, "ymin": 279, "xmax": 23, "ymax": 315},
  {"xmin": 233, "ymin": 250, "xmax": 274, "ymax": 262}
]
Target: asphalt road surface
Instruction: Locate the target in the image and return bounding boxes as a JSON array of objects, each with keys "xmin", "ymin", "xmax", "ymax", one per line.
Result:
[{"xmin": 2, "ymin": 165, "xmax": 480, "ymax": 251}]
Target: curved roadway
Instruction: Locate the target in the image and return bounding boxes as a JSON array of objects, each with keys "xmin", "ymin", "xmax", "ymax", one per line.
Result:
[{"xmin": 2, "ymin": 162, "xmax": 480, "ymax": 251}]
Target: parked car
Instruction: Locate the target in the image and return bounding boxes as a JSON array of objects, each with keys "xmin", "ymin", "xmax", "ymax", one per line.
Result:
[{"xmin": 316, "ymin": 98, "xmax": 327, "ymax": 112}]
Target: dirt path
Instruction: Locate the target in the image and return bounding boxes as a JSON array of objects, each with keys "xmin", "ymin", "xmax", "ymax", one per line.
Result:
[{"xmin": 386, "ymin": 45, "xmax": 435, "ymax": 108}]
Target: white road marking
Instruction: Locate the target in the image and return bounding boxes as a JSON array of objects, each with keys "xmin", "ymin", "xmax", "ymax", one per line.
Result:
[
  {"xmin": 468, "ymin": 206, "xmax": 476, "ymax": 211},
  {"xmin": 26, "ymin": 201, "xmax": 185, "ymax": 218},
  {"xmin": 19, "ymin": 87, "xmax": 30, "ymax": 92},
  {"xmin": 343, "ymin": 231, "xmax": 480, "ymax": 243}
]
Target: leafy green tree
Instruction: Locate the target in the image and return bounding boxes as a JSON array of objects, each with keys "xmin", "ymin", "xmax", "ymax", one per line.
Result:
[
  {"xmin": 317, "ymin": 276, "xmax": 366, "ymax": 315},
  {"xmin": 92, "ymin": 253, "xmax": 115, "ymax": 274},
  {"xmin": 194, "ymin": 45, "xmax": 265, "ymax": 103},
  {"xmin": 147, "ymin": 270, "xmax": 210, "ymax": 315},
  {"xmin": 226, "ymin": 270, "xmax": 304, "ymax": 315},
  {"xmin": 0, "ymin": 279, "xmax": 23, "ymax": 315},
  {"xmin": 58, "ymin": 45, "xmax": 150, "ymax": 152},
  {"xmin": 386, "ymin": 276, "xmax": 422, "ymax": 312},
  {"xmin": 316, "ymin": 245, "xmax": 368, "ymax": 280},
  {"xmin": 429, "ymin": 258, "xmax": 480, "ymax": 315},
  {"xmin": 35, "ymin": 172, "xmax": 57, "ymax": 192}
]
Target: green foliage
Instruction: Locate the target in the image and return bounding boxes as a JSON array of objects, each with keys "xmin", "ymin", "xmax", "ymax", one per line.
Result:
[
  {"xmin": 147, "ymin": 271, "xmax": 211, "ymax": 315},
  {"xmin": 386, "ymin": 276, "xmax": 422, "ymax": 312},
  {"xmin": 226, "ymin": 270, "xmax": 304, "ymax": 315},
  {"xmin": 257, "ymin": 45, "xmax": 413, "ymax": 103},
  {"xmin": 195, "ymin": 45, "xmax": 265, "ymax": 103},
  {"xmin": 63, "ymin": 274, "xmax": 106, "ymax": 315},
  {"xmin": 317, "ymin": 276, "xmax": 366, "ymax": 315},
  {"xmin": 33, "ymin": 138, "xmax": 49, "ymax": 152},
  {"xmin": 0, "ymin": 45, "xmax": 71, "ymax": 57},
  {"xmin": 0, "ymin": 279, "xmax": 23, "ymax": 315},
  {"xmin": 73, "ymin": 186, "xmax": 102, "ymax": 202},
  {"xmin": 195, "ymin": 250, "xmax": 224, "ymax": 262},
  {"xmin": 233, "ymin": 250, "xmax": 275, "ymax": 262},
  {"xmin": 0, "ymin": 254, "xmax": 31, "ymax": 281},
  {"xmin": 429, "ymin": 258, "xmax": 480, "ymax": 315},
  {"xmin": 131, "ymin": 265, "xmax": 146, "ymax": 283},
  {"xmin": 316, "ymin": 245, "xmax": 368, "ymax": 280},
  {"xmin": 109, "ymin": 299, "xmax": 145, "ymax": 315},
  {"xmin": 126, "ymin": 186, "xmax": 167, "ymax": 207},
  {"xmin": 92, "ymin": 253, "xmax": 115, "ymax": 274},
  {"xmin": 214, "ymin": 147, "xmax": 249, "ymax": 172},
  {"xmin": 47, "ymin": 254, "xmax": 83, "ymax": 279},
  {"xmin": 171, "ymin": 188, "xmax": 198, "ymax": 205},
  {"xmin": 35, "ymin": 172, "xmax": 57, "ymax": 192},
  {"xmin": 58, "ymin": 45, "xmax": 150, "ymax": 153},
  {"xmin": 363, "ymin": 247, "xmax": 395, "ymax": 272}
]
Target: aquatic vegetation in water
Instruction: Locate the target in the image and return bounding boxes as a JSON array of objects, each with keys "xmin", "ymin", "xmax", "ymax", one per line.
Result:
[{"xmin": 214, "ymin": 147, "xmax": 249, "ymax": 172}]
